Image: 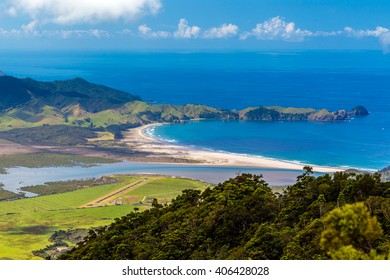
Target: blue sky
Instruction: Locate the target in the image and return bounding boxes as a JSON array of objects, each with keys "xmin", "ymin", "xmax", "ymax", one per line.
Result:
[{"xmin": 1, "ymin": 0, "xmax": 390, "ymax": 50}]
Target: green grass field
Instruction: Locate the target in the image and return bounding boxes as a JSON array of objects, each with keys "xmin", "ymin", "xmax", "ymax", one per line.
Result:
[
  {"xmin": 125, "ymin": 177, "xmax": 208, "ymax": 206},
  {"xmin": 0, "ymin": 175, "xmax": 210, "ymax": 260}
]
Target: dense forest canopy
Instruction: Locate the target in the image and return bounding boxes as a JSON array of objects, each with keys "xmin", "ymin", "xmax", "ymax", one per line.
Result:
[{"xmin": 61, "ymin": 168, "xmax": 390, "ymax": 260}]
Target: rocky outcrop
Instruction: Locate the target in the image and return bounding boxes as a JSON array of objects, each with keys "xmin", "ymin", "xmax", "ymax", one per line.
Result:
[{"xmin": 349, "ymin": 105, "xmax": 369, "ymax": 117}]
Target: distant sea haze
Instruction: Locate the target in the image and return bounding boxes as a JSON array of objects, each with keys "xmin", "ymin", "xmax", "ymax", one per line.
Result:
[{"xmin": 2, "ymin": 50, "xmax": 389, "ymax": 170}]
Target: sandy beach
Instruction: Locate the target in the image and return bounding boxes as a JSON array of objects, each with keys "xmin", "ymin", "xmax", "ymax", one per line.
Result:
[
  {"xmin": 122, "ymin": 124, "xmax": 344, "ymax": 173},
  {"xmin": 0, "ymin": 123, "xmax": 344, "ymax": 174}
]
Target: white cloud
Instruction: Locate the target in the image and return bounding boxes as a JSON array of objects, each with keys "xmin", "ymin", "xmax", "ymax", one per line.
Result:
[
  {"xmin": 9, "ymin": 0, "xmax": 162, "ymax": 25},
  {"xmin": 240, "ymin": 16, "xmax": 313, "ymax": 42},
  {"xmin": 138, "ymin": 24, "xmax": 152, "ymax": 34},
  {"xmin": 56, "ymin": 29, "xmax": 110, "ymax": 39},
  {"xmin": 2, "ymin": 11, "xmax": 390, "ymax": 51},
  {"xmin": 312, "ymin": 30, "xmax": 342, "ymax": 37},
  {"xmin": 0, "ymin": 28, "xmax": 21, "ymax": 37},
  {"xmin": 344, "ymin": 26, "xmax": 390, "ymax": 49},
  {"xmin": 138, "ymin": 24, "xmax": 170, "ymax": 38},
  {"xmin": 174, "ymin": 18, "xmax": 201, "ymax": 39},
  {"xmin": 344, "ymin": 26, "xmax": 390, "ymax": 38},
  {"xmin": 0, "ymin": 25, "xmax": 109, "ymax": 39},
  {"xmin": 379, "ymin": 32, "xmax": 390, "ymax": 49},
  {"xmin": 203, "ymin": 24, "xmax": 238, "ymax": 39}
]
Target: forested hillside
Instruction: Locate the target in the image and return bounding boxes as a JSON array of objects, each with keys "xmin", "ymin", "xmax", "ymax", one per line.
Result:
[{"xmin": 61, "ymin": 168, "xmax": 390, "ymax": 260}]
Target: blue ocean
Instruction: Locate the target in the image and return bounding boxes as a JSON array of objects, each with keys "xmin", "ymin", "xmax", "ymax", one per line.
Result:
[{"xmin": 1, "ymin": 50, "xmax": 389, "ymax": 170}]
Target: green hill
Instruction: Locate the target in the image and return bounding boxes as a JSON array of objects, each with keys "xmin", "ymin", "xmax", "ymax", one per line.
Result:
[
  {"xmin": 0, "ymin": 76, "xmax": 236, "ymax": 133},
  {"xmin": 0, "ymin": 76, "xmax": 141, "ymax": 113}
]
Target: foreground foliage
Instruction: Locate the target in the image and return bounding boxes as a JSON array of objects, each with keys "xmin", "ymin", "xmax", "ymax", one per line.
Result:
[{"xmin": 61, "ymin": 169, "xmax": 390, "ymax": 260}]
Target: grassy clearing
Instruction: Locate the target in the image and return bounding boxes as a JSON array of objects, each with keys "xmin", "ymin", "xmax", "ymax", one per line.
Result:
[
  {"xmin": 0, "ymin": 175, "xmax": 211, "ymax": 260},
  {"xmin": 87, "ymin": 131, "xmax": 115, "ymax": 142},
  {"xmin": 0, "ymin": 177, "xmax": 138, "ymax": 214},
  {"xmin": 124, "ymin": 177, "xmax": 210, "ymax": 207},
  {"xmin": 0, "ymin": 207, "xmax": 135, "ymax": 260},
  {"xmin": 0, "ymin": 115, "xmax": 31, "ymax": 131},
  {"xmin": 266, "ymin": 106, "xmax": 316, "ymax": 114},
  {"xmin": 82, "ymin": 176, "xmax": 211, "ymax": 209}
]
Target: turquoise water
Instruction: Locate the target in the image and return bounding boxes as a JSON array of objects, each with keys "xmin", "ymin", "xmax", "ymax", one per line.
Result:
[
  {"xmin": 150, "ymin": 117, "xmax": 389, "ymax": 171},
  {"xmin": 1, "ymin": 50, "xmax": 389, "ymax": 170}
]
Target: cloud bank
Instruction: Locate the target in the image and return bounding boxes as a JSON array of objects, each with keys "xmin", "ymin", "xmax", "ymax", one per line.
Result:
[
  {"xmin": 344, "ymin": 26, "xmax": 390, "ymax": 49},
  {"xmin": 236, "ymin": 17, "xmax": 390, "ymax": 49},
  {"xmin": 204, "ymin": 24, "xmax": 239, "ymax": 39},
  {"xmin": 8, "ymin": 0, "xmax": 162, "ymax": 24},
  {"xmin": 135, "ymin": 19, "xmax": 239, "ymax": 40},
  {"xmin": 138, "ymin": 24, "xmax": 170, "ymax": 38},
  {"xmin": 240, "ymin": 16, "xmax": 312, "ymax": 41},
  {"xmin": 2, "ymin": 12, "xmax": 390, "ymax": 50},
  {"xmin": 174, "ymin": 18, "xmax": 201, "ymax": 39}
]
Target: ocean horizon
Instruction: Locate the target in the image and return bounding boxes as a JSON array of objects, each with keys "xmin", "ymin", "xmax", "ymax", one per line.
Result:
[{"xmin": 1, "ymin": 50, "xmax": 389, "ymax": 171}]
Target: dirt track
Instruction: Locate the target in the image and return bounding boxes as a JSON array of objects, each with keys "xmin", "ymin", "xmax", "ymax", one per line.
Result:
[{"xmin": 82, "ymin": 178, "xmax": 149, "ymax": 207}]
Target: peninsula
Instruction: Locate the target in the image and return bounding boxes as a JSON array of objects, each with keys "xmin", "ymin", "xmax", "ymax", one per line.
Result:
[{"xmin": 0, "ymin": 75, "xmax": 369, "ymax": 173}]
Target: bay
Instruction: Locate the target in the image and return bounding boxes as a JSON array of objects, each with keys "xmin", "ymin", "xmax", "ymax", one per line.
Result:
[{"xmin": 151, "ymin": 117, "xmax": 390, "ymax": 171}]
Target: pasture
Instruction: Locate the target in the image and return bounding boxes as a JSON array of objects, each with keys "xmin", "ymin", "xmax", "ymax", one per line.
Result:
[{"xmin": 0, "ymin": 175, "xmax": 210, "ymax": 259}]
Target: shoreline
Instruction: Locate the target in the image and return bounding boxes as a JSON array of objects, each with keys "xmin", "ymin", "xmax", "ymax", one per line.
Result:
[{"xmin": 122, "ymin": 123, "xmax": 344, "ymax": 173}]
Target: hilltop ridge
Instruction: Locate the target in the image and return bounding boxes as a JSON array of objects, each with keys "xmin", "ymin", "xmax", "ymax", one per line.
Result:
[{"xmin": 0, "ymin": 75, "xmax": 141, "ymax": 113}]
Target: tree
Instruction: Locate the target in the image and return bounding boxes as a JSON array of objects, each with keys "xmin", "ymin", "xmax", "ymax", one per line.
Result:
[
  {"xmin": 317, "ymin": 194, "xmax": 326, "ymax": 218},
  {"xmin": 337, "ymin": 191, "xmax": 346, "ymax": 208},
  {"xmin": 282, "ymin": 219, "xmax": 328, "ymax": 260},
  {"xmin": 320, "ymin": 202, "xmax": 383, "ymax": 259},
  {"xmin": 243, "ymin": 223, "xmax": 286, "ymax": 260}
]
